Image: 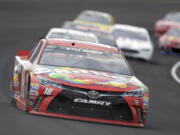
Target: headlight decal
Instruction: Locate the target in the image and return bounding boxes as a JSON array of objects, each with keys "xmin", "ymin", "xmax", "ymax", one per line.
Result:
[{"xmin": 122, "ymin": 88, "xmax": 144, "ymax": 97}]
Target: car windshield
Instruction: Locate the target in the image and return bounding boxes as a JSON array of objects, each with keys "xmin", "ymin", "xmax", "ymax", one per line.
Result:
[
  {"xmin": 167, "ymin": 28, "xmax": 180, "ymax": 36},
  {"xmin": 112, "ymin": 29, "xmax": 148, "ymax": 41},
  {"xmin": 39, "ymin": 45, "xmax": 132, "ymax": 75},
  {"xmin": 77, "ymin": 12, "xmax": 112, "ymax": 25},
  {"xmin": 164, "ymin": 13, "xmax": 180, "ymax": 22},
  {"xmin": 48, "ymin": 32, "xmax": 98, "ymax": 43}
]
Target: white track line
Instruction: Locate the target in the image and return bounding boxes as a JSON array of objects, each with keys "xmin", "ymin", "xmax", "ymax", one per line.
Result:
[{"xmin": 171, "ymin": 61, "xmax": 180, "ymax": 84}]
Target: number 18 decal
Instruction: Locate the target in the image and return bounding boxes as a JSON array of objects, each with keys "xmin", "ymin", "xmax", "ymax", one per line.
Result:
[{"xmin": 44, "ymin": 88, "xmax": 53, "ymax": 95}]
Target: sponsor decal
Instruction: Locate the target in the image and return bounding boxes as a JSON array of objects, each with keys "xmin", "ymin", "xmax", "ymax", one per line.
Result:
[
  {"xmin": 168, "ymin": 36, "xmax": 174, "ymax": 41},
  {"xmin": 98, "ymin": 81, "xmax": 127, "ymax": 88},
  {"xmin": 53, "ymin": 67, "xmax": 118, "ymax": 78},
  {"xmin": 30, "ymin": 91, "xmax": 38, "ymax": 96},
  {"xmin": 143, "ymin": 93, "xmax": 149, "ymax": 106},
  {"xmin": 29, "ymin": 95, "xmax": 36, "ymax": 99},
  {"xmin": 35, "ymin": 66, "xmax": 129, "ymax": 88},
  {"xmin": 73, "ymin": 98, "xmax": 111, "ymax": 106},
  {"xmin": 11, "ymin": 91, "xmax": 20, "ymax": 99},
  {"xmin": 29, "ymin": 98, "xmax": 35, "ymax": 106},
  {"xmin": 143, "ymin": 99, "xmax": 149, "ymax": 106},
  {"xmin": 143, "ymin": 97, "xmax": 149, "ymax": 106},
  {"xmin": 20, "ymin": 69, "xmax": 25, "ymax": 97},
  {"xmin": 134, "ymin": 100, "xmax": 139, "ymax": 105},
  {"xmin": 87, "ymin": 90, "xmax": 100, "ymax": 99},
  {"xmin": 49, "ymin": 71, "xmax": 127, "ymax": 88},
  {"xmin": 13, "ymin": 74, "xmax": 19, "ymax": 88},
  {"xmin": 30, "ymin": 83, "xmax": 39, "ymax": 91},
  {"xmin": 34, "ymin": 67, "xmax": 51, "ymax": 74},
  {"xmin": 65, "ymin": 47, "xmax": 103, "ymax": 55},
  {"xmin": 44, "ymin": 88, "xmax": 53, "ymax": 95},
  {"xmin": 47, "ymin": 67, "xmax": 128, "ymax": 88},
  {"xmin": 49, "ymin": 72, "xmax": 96, "ymax": 84},
  {"xmin": 13, "ymin": 74, "xmax": 19, "ymax": 81}
]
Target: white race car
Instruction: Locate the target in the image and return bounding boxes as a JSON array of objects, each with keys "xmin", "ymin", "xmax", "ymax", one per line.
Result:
[
  {"xmin": 111, "ymin": 24, "xmax": 154, "ymax": 61},
  {"xmin": 46, "ymin": 28, "xmax": 99, "ymax": 43}
]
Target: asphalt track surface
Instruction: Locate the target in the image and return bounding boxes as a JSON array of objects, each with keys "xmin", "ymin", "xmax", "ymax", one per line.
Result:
[{"xmin": 0, "ymin": 0, "xmax": 180, "ymax": 135}]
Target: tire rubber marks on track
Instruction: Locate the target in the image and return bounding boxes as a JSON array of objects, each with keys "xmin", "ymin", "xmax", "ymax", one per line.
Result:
[{"xmin": 171, "ymin": 61, "xmax": 180, "ymax": 84}]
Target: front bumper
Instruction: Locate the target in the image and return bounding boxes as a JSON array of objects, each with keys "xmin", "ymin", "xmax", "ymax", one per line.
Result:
[
  {"xmin": 29, "ymin": 110, "xmax": 144, "ymax": 127},
  {"xmin": 29, "ymin": 85, "xmax": 148, "ymax": 127},
  {"xmin": 121, "ymin": 48, "xmax": 153, "ymax": 61}
]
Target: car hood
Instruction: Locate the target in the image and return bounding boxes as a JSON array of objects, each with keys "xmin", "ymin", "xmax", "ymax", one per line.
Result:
[
  {"xmin": 116, "ymin": 37, "xmax": 152, "ymax": 50},
  {"xmin": 32, "ymin": 65, "xmax": 146, "ymax": 92}
]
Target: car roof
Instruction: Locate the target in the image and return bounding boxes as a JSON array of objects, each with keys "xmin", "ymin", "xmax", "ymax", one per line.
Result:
[
  {"xmin": 44, "ymin": 39, "xmax": 119, "ymax": 53},
  {"xmin": 112, "ymin": 24, "xmax": 148, "ymax": 33},
  {"xmin": 46, "ymin": 28, "xmax": 99, "ymax": 42},
  {"xmin": 164, "ymin": 12, "xmax": 180, "ymax": 22},
  {"xmin": 166, "ymin": 12, "xmax": 180, "ymax": 16},
  {"xmin": 80, "ymin": 10, "xmax": 112, "ymax": 18}
]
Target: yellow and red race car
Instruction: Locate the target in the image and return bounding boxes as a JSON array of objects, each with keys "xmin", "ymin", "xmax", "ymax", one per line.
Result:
[{"xmin": 72, "ymin": 10, "xmax": 115, "ymax": 31}]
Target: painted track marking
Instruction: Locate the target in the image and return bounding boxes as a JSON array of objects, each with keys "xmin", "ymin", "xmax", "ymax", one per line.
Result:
[{"xmin": 171, "ymin": 61, "xmax": 180, "ymax": 84}]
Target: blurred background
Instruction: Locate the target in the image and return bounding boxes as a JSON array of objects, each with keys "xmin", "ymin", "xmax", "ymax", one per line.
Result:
[{"xmin": 0, "ymin": 0, "xmax": 179, "ymax": 135}]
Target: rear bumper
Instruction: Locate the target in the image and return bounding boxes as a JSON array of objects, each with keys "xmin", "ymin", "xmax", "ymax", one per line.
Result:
[
  {"xmin": 160, "ymin": 46, "xmax": 180, "ymax": 56},
  {"xmin": 30, "ymin": 110, "xmax": 144, "ymax": 127}
]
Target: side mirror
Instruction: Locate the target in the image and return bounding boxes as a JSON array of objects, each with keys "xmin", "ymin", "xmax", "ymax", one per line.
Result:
[{"xmin": 18, "ymin": 50, "xmax": 30, "ymax": 57}]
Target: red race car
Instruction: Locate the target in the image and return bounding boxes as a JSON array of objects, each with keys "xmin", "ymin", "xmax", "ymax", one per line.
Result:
[
  {"xmin": 10, "ymin": 39, "xmax": 149, "ymax": 127},
  {"xmin": 159, "ymin": 27, "xmax": 180, "ymax": 54},
  {"xmin": 155, "ymin": 12, "xmax": 180, "ymax": 36}
]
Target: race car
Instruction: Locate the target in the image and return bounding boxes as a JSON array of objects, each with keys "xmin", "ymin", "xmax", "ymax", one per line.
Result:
[
  {"xmin": 155, "ymin": 12, "xmax": 180, "ymax": 36},
  {"xmin": 10, "ymin": 39, "xmax": 149, "ymax": 127},
  {"xmin": 62, "ymin": 21, "xmax": 117, "ymax": 47},
  {"xmin": 66, "ymin": 10, "xmax": 115, "ymax": 31},
  {"xmin": 159, "ymin": 27, "xmax": 180, "ymax": 54},
  {"xmin": 111, "ymin": 24, "xmax": 154, "ymax": 61},
  {"xmin": 46, "ymin": 28, "xmax": 99, "ymax": 43}
]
